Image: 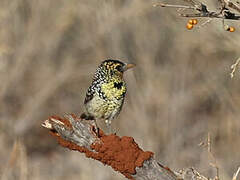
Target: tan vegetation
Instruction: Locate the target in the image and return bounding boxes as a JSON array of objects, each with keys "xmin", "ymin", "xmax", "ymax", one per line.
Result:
[{"xmin": 0, "ymin": 0, "xmax": 240, "ymax": 179}]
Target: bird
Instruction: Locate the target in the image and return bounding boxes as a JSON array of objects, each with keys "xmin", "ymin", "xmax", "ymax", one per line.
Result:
[{"xmin": 80, "ymin": 59, "xmax": 135, "ymax": 133}]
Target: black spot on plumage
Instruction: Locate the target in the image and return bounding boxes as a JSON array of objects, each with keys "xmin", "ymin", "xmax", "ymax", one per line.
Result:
[
  {"xmin": 84, "ymin": 90, "xmax": 94, "ymax": 104},
  {"xmin": 110, "ymin": 70, "xmax": 114, "ymax": 76},
  {"xmin": 114, "ymin": 82, "xmax": 123, "ymax": 89}
]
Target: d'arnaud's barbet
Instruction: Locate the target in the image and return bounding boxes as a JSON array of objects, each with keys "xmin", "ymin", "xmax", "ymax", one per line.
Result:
[{"xmin": 81, "ymin": 59, "xmax": 135, "ymax": 133}]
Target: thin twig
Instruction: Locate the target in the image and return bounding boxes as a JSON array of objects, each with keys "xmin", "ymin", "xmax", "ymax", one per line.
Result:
[
  {"xmin": 230, "ymin": 57, "xmax": 240, "ymax": 78},
  {"xmin": 207, "ymin": 133, "xmax": 220, "ymax": 180},
  {"xmin": 223, "ymin": 0, "xmax": 240, "ymax": 13},
  {"xmin": 199, "ymin": 133, "xmax": 220, "ymax": 180},
  {"xmin": 207, "ymin": 133, "xmax": 211, "ymax": 153},
  {"xmin": 232, "ymin": 167, "xmax": 240, "ymax": 180},
  {"xmin": 196, "ymin": 18, "xmax": 213, "ymax": 29},
  {"xmin": 153, "ymin": 3, "xmax": 196, "ymax": 10}
]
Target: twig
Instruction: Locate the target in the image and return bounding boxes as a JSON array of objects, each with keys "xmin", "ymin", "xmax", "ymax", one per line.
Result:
[
  {"xmin": 196, "ymin": 19, "xmax": 213, "ymax": 29},
  {"xmin": 198, "ymin": 133, "xmax": 220, "ymax": 180},
  {"xmin": 232, "ymin": 167, "xmax": 240, "ymax": 180},
  {"xmin": 223, "ymin": 0, "xmax": 240, "ymax": 13},
  {"xmin": 230, "ymin": 57, "xmax": 240, "ymax": 78},
  {"xmin": 180, "ymin": 12, "xmax": 240, "ymax": 20},
  {"xmin": 208, "ymin": 133, "xmax": 220, "ymax": 180},
  {"xmin": 153, "ymin": 3, "xmax": 196, "ymax": 10},
  {"xmin": 175, "ymin": 167, "xmax": 209, "ymax": 180}
]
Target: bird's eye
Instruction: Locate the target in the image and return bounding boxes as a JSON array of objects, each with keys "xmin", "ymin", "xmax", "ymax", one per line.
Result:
[{"xmin": 116, "ymin": 65, "xmax": 122, "ymax": 72}]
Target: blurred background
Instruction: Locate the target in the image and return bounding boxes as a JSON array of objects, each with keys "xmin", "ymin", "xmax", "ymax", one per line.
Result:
[{"xmin": 0, "ymin": 0, "xmax": 240, "ymax": 179}]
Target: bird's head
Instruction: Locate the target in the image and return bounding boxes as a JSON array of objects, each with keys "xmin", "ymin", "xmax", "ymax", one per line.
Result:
[{"xmin": 100, "ymin": 59, "xmax": 135, "ymax": 79}]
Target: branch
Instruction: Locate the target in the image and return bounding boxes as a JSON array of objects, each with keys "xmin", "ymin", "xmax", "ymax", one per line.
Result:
[
  {"xmin": 154, "ymin": 1, "xmax": 240, "ymax": 20},
  {"xmin": 222, "ymin": 0, "xmax": 240, "ymax": 13},
  {"xmin": 230, "ymin": 57, "xmax": 240, "ymax": 78},
  {"xmin": 41, "ymin": 114, "xmax": 215, "ymax": 180}
]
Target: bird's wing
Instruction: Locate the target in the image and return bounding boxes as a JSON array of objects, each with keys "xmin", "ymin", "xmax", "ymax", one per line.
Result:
[{"xmin": 84, "ymin": 85, "xmax": 95, "ymax": 104}]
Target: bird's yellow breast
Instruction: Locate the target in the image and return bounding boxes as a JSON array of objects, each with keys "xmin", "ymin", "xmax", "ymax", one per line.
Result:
[{"xmin": 101, "ymin": 81, "xmax": 126, "ymax": 100}]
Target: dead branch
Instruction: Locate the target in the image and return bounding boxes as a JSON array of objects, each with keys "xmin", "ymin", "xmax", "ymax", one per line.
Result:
[
  {"xmin": 42, "ymin": 114, "xmax": 213, "ymax": 180},
  {"xmin": 154, "ymin": 0, "xmax": 240, "ymax": 20}
]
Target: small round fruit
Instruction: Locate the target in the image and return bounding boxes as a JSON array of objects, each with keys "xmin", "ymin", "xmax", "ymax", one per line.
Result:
[
  {"xmin": 188, "ymin": 19, "xmax": 198, "ymax": 25},
  {"xmin": 192, "ymin": 19, "xmax": 198, "ymax": 25},
  {"xmin": 186, "ymin": 23, "xmax": 193, "ymax": 30},
  {"xmin": 188, "ymin": 19, "xmax": 194, "ymax": 25},
  {"xmin": 229, "ymin": 26, "xmax": 235, "ymax": 32}
]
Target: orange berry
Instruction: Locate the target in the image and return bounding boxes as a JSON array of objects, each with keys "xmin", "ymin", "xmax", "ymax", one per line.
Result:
[
  {"xmin": 188, "ymin": 19, "xmax": 198, "ymax": 25},
  {"xmin": 186, "ymin": 23, "xmax": 193, "ymax": 30},
  {"xmin": 192, "ymin": 19, "xmax": 198, "ymax": 25},
  {"xmin": 224, "ymin": 25, "xmax": 235, "ymax": 32},
  {"xmin": 188, "ymin": 19, "xmax": 194, "ymax": 25},
  {"xmin": 229, "ymin": 26, "xmax": 235, "ymax": 32}
]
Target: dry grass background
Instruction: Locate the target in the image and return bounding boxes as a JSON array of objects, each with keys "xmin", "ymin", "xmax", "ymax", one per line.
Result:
[{"xmin": 0, "ymin": 0, "xmax": 240, "ymax": 179}]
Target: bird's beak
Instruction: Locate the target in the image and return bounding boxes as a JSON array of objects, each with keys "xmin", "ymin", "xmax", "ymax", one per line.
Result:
[{"xmin": 123, "ymin": 63, "xmax": 136, "ymax": 71}]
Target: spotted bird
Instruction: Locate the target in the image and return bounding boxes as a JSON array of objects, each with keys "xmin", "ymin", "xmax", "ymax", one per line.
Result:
[{"xmin": 81, "ymin": 59, "xmax": 135, "ymax": 133}]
